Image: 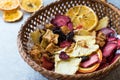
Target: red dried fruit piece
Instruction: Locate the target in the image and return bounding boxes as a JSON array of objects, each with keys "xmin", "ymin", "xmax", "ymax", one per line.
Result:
[
  {"xmin": 107, "ymin": 37, "xmax": 117, "ymax": 42},
  {"xmin": 67, "ymin": 22, "xmax": 73, "ymax": 31},
  {"xmin": 80, "ymin": 54, "xmax": 99, "ymax": 68},
  {"xmin": 107, "ymin": 37, "xmax": 117, "ymax": 45},
  {"xmin": 76, "ymin": 25, "xmax": 83, "ymax": 30},
  {"xmin": 107, "ymin": 40, "xmax": 117, "ymax": 44},
  {"xmin": 100, "ymin": 28, "xmax": 115, "ymax": 37},
  {"xmin": 51, "ymin": 14, "xmax": 70, "ymax": 27},
  {"xmin": 41, "ymin": 57, "xmax": 54, "ymax": 70},
  {"xmin": 59, "ymin": 51, "xmax": 70, "ymax": 60},
  {"xmin": 103, "ymin": 43, "xmax": 117, "ymax": 57},
  {"xmin": 117, "ymin": 39, "xmax": 120, "ymax": 49},
  {"xmin": 60, "ymin": 40, "xmax": 72, "ymax": 48}
]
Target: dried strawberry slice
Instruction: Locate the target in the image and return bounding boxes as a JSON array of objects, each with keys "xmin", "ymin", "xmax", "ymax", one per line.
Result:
[
  {"xmin": 102, "ymin": 43, "xmax": 117, "ymax": 57},
  {"xmin": 51, "ymin": 14, "xmax": 70, "ymax": 27},
  {"xmin": 41, "ymin": 57, "xmax": 54, "ymax": 70},
  {"xmin": 80, "ymin": 54, "xmax": 99, "ymax": 68},
  {"xmin": 60, "ymin": 40, "xmax": 72, "ymax": 48}
]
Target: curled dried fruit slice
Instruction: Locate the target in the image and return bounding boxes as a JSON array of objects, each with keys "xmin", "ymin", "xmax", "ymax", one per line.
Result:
[
  {"xmin": 0, "ymin": 0, "xmax": 19, "ymax": 10},
  {"xmin": 79, "ymin": 49, "xmax": 102, "ymax": 73},
  {"xmin": 3, "ymin": 9, "xmax": 23, "ymax": 22},
  {"xmin": 19, "ymin": 0, "xmax": 43, "ymax": 12}
]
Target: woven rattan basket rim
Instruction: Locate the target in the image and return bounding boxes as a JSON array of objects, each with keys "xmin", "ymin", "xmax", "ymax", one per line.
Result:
[{"xmin": 17, "ymin": 0, "xmax": 120, "ymax": 79}]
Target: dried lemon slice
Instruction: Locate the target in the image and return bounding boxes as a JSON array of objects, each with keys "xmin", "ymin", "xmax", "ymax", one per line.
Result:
[
  {"xmin": 3, "ymin": 9, "xmax": 23, "ymax": 22},
  {"xmin": 19, "ymin": 0, "xmax": 43, "ymax": 13},
  {"xmin": 0, "ymin": 0, "xmax": 19, "ymax": 10},
  {"xmin": 66, "ymin": 6, "xmax": 98, "ymax": 31}
]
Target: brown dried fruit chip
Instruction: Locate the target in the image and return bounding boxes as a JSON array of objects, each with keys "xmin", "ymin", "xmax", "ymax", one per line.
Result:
[{"xmin": 45, "ymin": 43, "xmax": 61, "ymax": 54}]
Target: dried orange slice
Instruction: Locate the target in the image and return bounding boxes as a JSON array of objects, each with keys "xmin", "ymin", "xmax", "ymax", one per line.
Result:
[
  {"xmin": 66, "ymin": 6, "xmax": 98, "ymax": 31},
  {"xmin": 19, "ymin": 0, "xmax": 43, "ymax": 13},
  {"xmin": 78, "ymin": 49, "xmax": 102, "ymax": 73},
  {"xmin": 3, "ymin": 9, "xmax": 23, "ymax": 22},
  {"xmin": 0, "ymin": 0, "xmax": 19, "ymax": 10},
  {"xmin": 66, "ymin": 6, "xmax": 80, "ymax": 21}
]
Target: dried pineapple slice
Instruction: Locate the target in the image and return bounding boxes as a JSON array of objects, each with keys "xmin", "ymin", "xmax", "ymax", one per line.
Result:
[
  {"xmin": 19, "ymin": 0, "xmax": 43, "ymax": 13},
  {"xmin": 3, "ymin": 9, "xmax": 23, "ymax": 22}
]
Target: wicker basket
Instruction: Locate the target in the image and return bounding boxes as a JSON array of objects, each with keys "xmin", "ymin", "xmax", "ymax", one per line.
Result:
[{"xmin": 17, "ymin": 0, "xmax": 120, "ymax": 80}]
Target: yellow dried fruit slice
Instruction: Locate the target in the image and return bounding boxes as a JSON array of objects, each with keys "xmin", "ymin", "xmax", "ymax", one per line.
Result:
[
  {"xmin": 66, "ymin": 6, "xmax": 80, "ymax": 21},
  {"xmin": 30, "ymin": 29, "xmax": 40, "ymax": 44},
  {"xmin": 19, "ymin": 0, "xmax": 43, "ymax": 13},
  {"xmin": 66, "ymin": 5, "xmax": 98, "ymax": 31},
  {"xmin": 0, "ymin": 0, "xmax": 19, "ymax": 10},
  {"xmin": 3, "ymin": 9, "xmax": 23, "ymax": 22},
  {"xmin": 95, "ymin": 16, "xmax": 109, "ymax": 31}
]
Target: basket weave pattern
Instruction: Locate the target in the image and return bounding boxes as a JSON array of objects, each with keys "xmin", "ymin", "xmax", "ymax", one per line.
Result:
[{"xmin": 18, "ymin": 0, "xmax": 120, "ymax": 80}]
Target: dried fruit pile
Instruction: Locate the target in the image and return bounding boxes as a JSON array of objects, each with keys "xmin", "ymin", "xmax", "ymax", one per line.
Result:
[
  {"xmin": 0, "ymin": 0, "xmax": 42, "ymax": 22},
  {"xmin": 29, "ymin": 5, "xmax": 120, "ymax": 75}
]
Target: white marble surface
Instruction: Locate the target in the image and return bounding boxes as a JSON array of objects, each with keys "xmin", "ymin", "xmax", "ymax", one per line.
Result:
[{"xmin": 0, "ymin": 0, "xmax": 119, "ymax": 80}]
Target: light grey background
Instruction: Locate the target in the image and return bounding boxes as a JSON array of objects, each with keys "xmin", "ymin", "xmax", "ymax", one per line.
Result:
[{"xmin": 0, "ymin": 0, "xmax": 119, "ymax": 80}]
